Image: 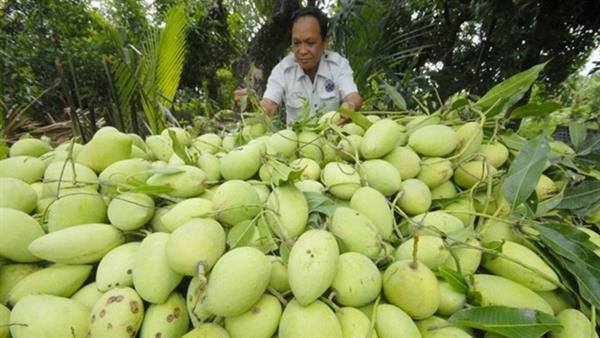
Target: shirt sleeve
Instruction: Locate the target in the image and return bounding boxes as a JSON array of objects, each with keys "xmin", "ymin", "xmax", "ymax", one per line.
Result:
[
  {"xmin": 263, "ymin": 63, "xmax": 285, "ymax": 105},
  {"xmin": 336, "ymin": 58, "xmax": 359, "ymax": 99}
]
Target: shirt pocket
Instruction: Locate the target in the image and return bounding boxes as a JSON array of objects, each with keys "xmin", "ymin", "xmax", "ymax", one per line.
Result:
[
  {"xmin": 284, "ymin": 96, "xmax": 305, "ymax": 123},
  {"xmin": 319, "ymin": 87, "xmax": 339, "ymax": 112}
]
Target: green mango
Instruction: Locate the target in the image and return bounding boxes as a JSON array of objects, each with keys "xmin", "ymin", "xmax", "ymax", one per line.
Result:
[
  {"xmin": 443, "ymin": 237, "xmax": 482, "ymax": 276},
  {"xmin": 360, "ymin": 159, "xmax": 402, "ymax": 196},
  {"xmin": 88, "ymin": 287, "xmax": 145, "ymax": 338},
  {"xmin": 0, "ymin": 177, "xmax": 37, "ymax": 213},
  {"xmin": 213, "ymin": 180, "xmax": 261, "ymax": 227},
  {"xmin": 146, "ymin": 165, "xmax": 207, "ymax": 198},
  {"xmin": 9, "ymin": 138, "xmax": 52, "ymax": 157},
  {"xmin": 409, "ymin": 211, "xmax": 464, "ymax": 236},
  {"xmin": 182, "ymin": 324, "xmax": 230, "ymax": 338},
  {"xmin": 350, "ymin": 186, "xmax": 394, "ymax": 240},
  {"xmin": 338, "ymin": 134, "xmax": 363, "ymax": 162},
  {"xmin": 330, "ymin": 207, "xmax": 383, "ymax": 259},
  {"xmin": 161, "ymin": 127, "xmax": 191, "ymax": 146},
  {"xmin": 266, "ymin": 129, "xmax": 298, "ymax": 158},
  {"xmin": 7, "ymin": 264, "xmax": 92, "ymax": 306},
  {"xmin": 220, "ymin": 144, "xmax": 262, "ymax": 180},
  {"xmin": 186, "ymin": 276, "xmax": 212, "ymax": 328},
  {"xmin": 395, "ymin": 235, "xmax": 450, "ymax": 270},
  {"xmin": 454, "ymin": 161, "xmax": 493, "ymax": 189},
  {"xmin": 331, "ymin": 252, "xmax": 382, "ymax": 307},
  {"xmin": 322, "ymin": 162, "xmax": 361, "ymax": 200},
  {"xmin": 0, "ymin": 303, "xmax": 9, "ymax": 338},
  {"xmin": 205, "ymin": 247, "xmax": 271, "ymax": 317},
  {"xmin": 536, "ymin": 289, "xmax": 576, "ymax": 315},
  {"xmin": 43, "ymin": 161, "xmax": 98, "ymax": 195},
  {"xmin": 453, "ymin": 122, "xmax": 483, "ymax": 163},
  {"xmin": 140, "ymin": 291, "xmax": 189, "ymax": 338},
  {"xmin": 375, "ymin": 304, "xmax": 421, "ymax": 338},
  {"xmin": 417, "ymin": 158, "xmax": 453, "ymax": 189},
  {"xmin": 77, "ymin": 127, "xmax": 133, "ymax": 172},
  {"xmin": 288, "ymin": 230, "xmax": 339, "ymax": 305},
  {"xmin": 71, "ymin": 282, "xmax": 105, "ymax": 309},
  {"xmin": 195, "ymin": 151, "xmax": 221, "ymax": 182},
  {"xmin": 0, "ymin": 208, "xmax": 45, "ymax": 262},
  {"xmin": 297, "ymin": 131, "xmax": 324, "ymax": 162},
  {"xmin": 193, "ymin": 133, "xmax": 222, "ymax": 153},
  {"xmin": 383, "ymin": 260, "xmax": 440, "ymax": 319},
  {"xmin": 549, "ymin": 309, "xmax": 598, "ymax": 338},
  {"xmin": 266, "ymin": 255, "xmax": 290, "ymax": 293},
  {"xmin": 46, "ymin": 189, "xmax": 108, "ymax": 232},
  {"xmin": 396, "ymin": 179, "xmax": 431, "ymax": 216},
  {"xmin": 478, "ymin": 142, "xmax": 509, "ymax": 168},
  {"xmin": 107, "ymin": 192, "xmax": 155, "ymax": 230},
  {"xmin": 146, "ymin": 135, "xmax": 173, "ymax": 161},
  {"xmin": 9, "ymin": 295, "xmax": 89, "ymax": 338},
  {"xmin": 443, "ymin": 198, "xmax": 476, "ymax": 228},
  {"xmin": 28, "ymin": 223, "xmax": 124, "ymax": 264},
  {"xmin": 0, "ymin": 156, "xmax": 46, "ymax": 183},
  {"xmin": 384, "ymin": 146, "xmax": 421, "ymax": 179},
  {"xmin": 436, "ymin": 280, "xmax": 466, "ymax": 316},
  {"xmin": 264, "ymin": 184, "xmax": 308, "ymax": 240},
  {"xmin": 279, "ymin": 299, "xmax": 343, "ymax": 338},
  {"xmin": 431, "ymin": 180, "xmax": 458, "ymax": 200},
  {"xmin": 0, "ymin": 264, "xmax": 41, "ymax": 303},
  {"xmin": 472, "ymin": 274, "xmax": 553, "ymax": 314},
  {"xmin": 161, "ymin": 198, "xmax": 214, "ymax": 232},
  {"xmin": 290, "ymin": 158, "xmax": 321, "ymax": 180},
  {"xmin": 98, "ymin": 158, "xmax": 152, "ymax": 195},
  {"xmin": 342, "ymin": 122, "xmax": 365, "ymax": 136},
  {"xmin": 224, "ymin": 294, "xmax": 282, "ymax": 338},
  {"xmin": 360, "ymin": 119, "xmax": 403, "ymax": 159},
  {"xmin": 408, "ymin": 124, "xmax": 458, "ymax": 157},
  {"xmin": 96, "ymin": 242, "xmax": 141, "ymax": 291}
]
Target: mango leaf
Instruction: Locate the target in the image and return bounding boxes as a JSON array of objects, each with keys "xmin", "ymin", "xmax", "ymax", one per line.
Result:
[
  {"xmin": 503, "ymin": 134, "xmax": 550, "ymax": 209},
  {"xmin": 304, "ymin": 192, "xmax": 336, "ymax": 218},
  {"xmin": 168, "ymin": 129, "xmax": 193, "ymax": 165},
  {"xmin": 569, "ymin": 122, "xmax": 587, "ymax": 150},
  {"xmin": 499, "ymin": 131, "xmax": 528, "ymax": 151},
  {"xmin": 438, "ymin": 266, "xmax": 468, "ymax": 294},
  {"xmin": 557, "ymin": 181, "xmax": 600, "ymax": 210},
  {"xmin": 227, "ymin": 220, "xmax": 257, "ymax": 249},
  {"xmin": 509, "ymin": 100, "xmax": 560, "ymax": 119},
  {"xmin": 146, "ymin": 166, "xmax": 185, "ymax": 175},
  {"xmin": 338, "ymin": 107, "xmax": 373, "ymax": 130},
  {"xmin": 382, "ymin": 82, "xmax": 407, "ymax": 110},
  {"xmin": 477, "ymin": 62, "xmax": 547, "ymax": 116},
  {"xmin": 533, "ymin": 223, "xmax": 600, "ymax": 308},
  {"xmin": 578, "ymin": 134, "xmax": 600, "ymax": 156},
  {"xmin": 534, "ymin": 192, "xmax": 563, "ymax": 217},
  {"xmin": 448, "ymin": 306, "xmax": 562, "ymax": 338},
  {"xmin": 524, "ymin": 190, "xmax": 539, "ymax": 217}
]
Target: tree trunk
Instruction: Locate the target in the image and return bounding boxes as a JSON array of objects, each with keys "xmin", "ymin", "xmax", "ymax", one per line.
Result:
[{"xmin": 232, "ymin": 0, "xmax": 301, "ymax": 96}]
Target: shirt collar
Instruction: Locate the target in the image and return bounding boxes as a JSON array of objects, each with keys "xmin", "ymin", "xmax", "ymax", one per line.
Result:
[{"xmin": 295, "ymin": 52, "xmax": 333, "ymax": 81}]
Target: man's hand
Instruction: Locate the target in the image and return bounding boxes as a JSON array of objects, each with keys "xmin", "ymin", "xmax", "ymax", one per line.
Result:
[{"xmin": 234, "ymin": 88, "xmax": 247, "ymax": 106}]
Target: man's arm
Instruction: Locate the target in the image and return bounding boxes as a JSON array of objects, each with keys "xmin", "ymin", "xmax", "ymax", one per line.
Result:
[
  {"xmin": 341, "ymin": 92, "xmax": 362, "ymax": 111},
  {"xmin": 260, "ymin": 97, "xmax": 278, "ymax": 116}
]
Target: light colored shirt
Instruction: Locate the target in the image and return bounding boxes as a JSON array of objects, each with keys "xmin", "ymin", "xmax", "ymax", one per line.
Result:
[{"xmin": 263, "ymin": 50, "xmax": 358, "ymax": 123}]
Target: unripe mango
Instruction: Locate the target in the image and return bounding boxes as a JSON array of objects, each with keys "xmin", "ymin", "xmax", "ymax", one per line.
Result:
[
  {"xmin": 330, "ymin": 207, "xmax": 383, "ymax": 259},
  {"xmin": 0, "ymin": 208, "xmax": 44, "ymax": 262},
  {"xmin": 375, "ymin": 303, "xmax": 421, "ymax": 338},
  {"xmin": 443, "ymin": 237, "xmax": 482, "ymax": 276},
  {"xmin": 406, "ymin": 114, "xmax": 441, "ymax": 133},
  {"xmin": 431, "ymin": 180, "xmax": 458, "ymax": 200},
  {"xmin": 483, "ymin": 240, "xmax": 560, "ymax": 291},
  {"xmin": 266, "ymin": 129, "xmax": 298, "ymax": 158},
  {"xmin": 322, "ymin": 162, "xmax": 361, "ymax": 200},
  {"xmin": 264, "ymin": 184, "xmax": 308, "ymax": 240},
  {"xmin": 133, "ymin": 233, "xmax": 183, "ymax": 304},
  {"xmin": 96, "ymin": 242, "xmax": 141, "ymax": 291},
  {"xmin": 444, "ymin": 198, "xmax": 476, "ymax": 227},
  {"xmin": 0, "ymin": 304, "xmax": 9, "ymax": 338},
  {"xmin": 220, "ymin": 144, "xmax": 262, "ymax": 180},
  {"xmin": 213, "ymin": 180, "xmax": 261, "ymax": 226},
  {"xmin": 396, "ymin": 179, "xmax": 431, "ymax": 216},
  {"xmin": 360, "ymin": 119, "xmax": 402, "ymax": 159},
  {"xmin": 0, "ymin": 264, "xmax": 41, "ymax": 303},
  {"xmin": 267, "ymin": 255, "xmax": 290, "ymax": 292},
  {"xmin": 0, "ymin": 177, "xmax": 37, "ymax": 213},
  {"xmin": 384, "ymin": 146, "xmax": 421, "ymax": 179},
  {"xmin": 161, "ymin": 127, "xmax": 191, "ymax": 146},
  {"xmin": 46, "ymin": 189, "xmax": 108, "ymax": 232},
  {"xmin": 535, "ymin": 174, "xmax": 558, "ymax": 200},
  {"xmin": 0, "ymin": 156, "xmax": 46, "ymax": 183},
  {"xmin": 140, "ymin": 291, "xmax": 189, "ymax": 338},
  {"xmin": 297, "ymin": 131, "xmax": 324, "ymax": 162},
  {"xmin": 350, "ymin": 186, "xmax": 394, "ymax": 239},
  {"xmin": 186, "ymin": 276, "xmax": 211, "ymax": 328},
  {"xmin": 182, "ymin": 324, "xmax": 230, "ymax": 338},
  {"xmin": 288, "ymin": 230, "xmax": 339, "ymax": 305},
  {"xmin": 410, "ymin": 211, "xmax": 464, "ymax": 236},
  {"xmin": 193, "ymin": 133, "xmax": 222, "ymax": 153},
  {"xmin": 194, "ymin": 151, "xmax": 221, "ymax": 182},
  {"xmin": 417, "ymin": 158, "xmax": 453, "ymax": 189},
  {"xmin": 290, "ymin": 158, "xmax": 320, "ymax": 180},
  {"xmin": 279, "ymin": 299, "xmax": 343, "ymax": 338},
  {"xmin": 29, "ymin": 223, "xmax": 124, "ymax": 264},
  {"xmin": 383, "ymin": 260, "xmax": 440, "ymax": 319},
  {"xmin": 224, "ymin": 294, "xmax": 282, "ymax": 338},
  {"xmin": 77, "ymin": 128, "xmax": 133, "ymax": 172},
  {"xmin": 436, "ymin": 281, "xmax": 466, "ymax": 316},
  {"xmin": 161, "ymin": 198, "xmax": 214, "ymax": 232},
  {"xmin": 337, "ymin": 307, "xmax": 378, "ymax": 338},
  {"xmin": 108, "ymin": 192, "xmax": 154, "ymax": 230},
  {"xmin": 338, "ymin": 134, "xmax": 363, "ymax": 162},
  {"xmin": 71, "ymin": 282, "xmax": 104, "ymax": 309},
  {"xmin": 360, "ymin": 159, "xmax": 402, "ymax": 196},
  {"xmin": 43, "ymin": 161, "xmax": 98, "ymax": 195},
  {"xmin": 9, "ymin": 295, "xmax": 89, "ymax": 338},
  {"xmin": 472, "ymin": 274, "xmax": 553, "ymax": 314},
  {"xmin": 409, "ymin": 124, "xmax": 458, "ymax": 157},
  {"xmin": 165, "ymin": 218, "xmax": 226, "ymax": 275},
  {"xmin": 146, "ymin": 135, "xmax": 173, "ymax": 161},
  {"xmin": 10, "ymin": 138, "xmax": 52, "ymax": 158},
  {"xmin": 549, "ymin": 308, "xmax": 598, "ymax": 338},
  {"xmin": 88, "ymin": 287, "xmax": 145, "ymax": 338},
  {"xmin": 478, "ymin": 143, "xmax": 509, "ymax": 168},
  {"xmin": 453, "ymin": 122, "xmax": 483, "ymax": 162},
  {"xmin": 98, "ymin": 158, "xmax": 152, "ymax": 195},
  {"xmin": 331, "ymin": 252, "xmax": 382, "ymax": 307},
  {"xmin": 454, "ymin": 161, "xmax": 492, "ymax": 189},
  {"xmin": 537, "ymin": 290, "xmax": 576, "ymax": 315},
  {"xmin": 342, "ymin": 122, "xmax": 365, "ymax": 136},
  {"xmin": 7, "ymin": 264, "xmax": 92, "ymax": 306},
  {"xmin": 147, "ymin": 165, "xmax": 206, "ymax": 198},
  {"xmin": 395, "ymin": 236, "xmax": 450, "ymax": 270},
  {"xmin": 206, "ymin": 247, "xmax": 271, "ymax": 317}
]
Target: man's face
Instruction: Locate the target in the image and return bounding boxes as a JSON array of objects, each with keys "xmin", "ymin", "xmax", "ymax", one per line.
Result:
[{"xmin": 292, "ymin": 16, "xmax": 328, "ymax": 73}]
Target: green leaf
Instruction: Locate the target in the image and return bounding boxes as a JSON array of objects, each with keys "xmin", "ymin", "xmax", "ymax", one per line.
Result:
[
  {"xmin": 533, "ymin": 223, "xmax": 600, "ymax": 308},
  {"xmin": 227, "ymin": 220, "xmax": 257, "ymax": 249},
  {"xmin": 256, "ymin": 219, "xmax": 278, "ymax": 253},
  {"xmin": 557, "ymin": 181, "xmax": 600, "ymax": 210},
  {"xmin": 168, "ymin": 129, "xmax": 193, "ymax": 165},
  {"xmin": 524, "ymin": 190, "xmax": 539, "ymax": 217},
  {"xmin": 146, "ymin": 166, "xmax": 185, "ymax": 175},
  {"xmin": 338, "ymin": 107, "xmax": 373, "ymax": 130},
  {"xmin": 438, "ymin": 266, "xmax": 468, "ymax": 294},
  {"xmin": 503, "ymin": 134, "xmax": 550, "ymax": 209},
  {"xmin": 509, "ymin": 100, "xmax": 560, "ymax": 119},
  {"xmin": 569, "ymin": 122, "xmax": 587, "ymax": 150},
  {"xmin": 534, "ymin": 192, "xmax": 563, "ymax": 217},
  {"xmin": 499, "ymin": 131, "xmax": 528, "ymax": 151},
  {"xmin": 382, "ymin": 82, "xmax": 407, "ymax": 110},
  {"xmin": 477, "ymin": 62, "xmax": 547, "ymax": 116},
  {"xmin": 578, "ymin": 134, "xmax": 600, "ymax": 156},
  {"xmin": 303, "ymin": 192, "xmax": 336, "ymax": 219},
  {"xmin": 448, "ymin": 306, "xmax": 562, "ymax": 338}
]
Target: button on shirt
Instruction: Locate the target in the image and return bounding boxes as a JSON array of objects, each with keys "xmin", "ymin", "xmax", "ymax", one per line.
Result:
[{"xmin": 263, "ymin": 51, "xmax": 358, "ymax": 124}]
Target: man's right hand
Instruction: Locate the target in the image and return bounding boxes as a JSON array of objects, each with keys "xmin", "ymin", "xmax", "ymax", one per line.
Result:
[{"xmin": 234, "ymin": 88, "xmax": 247, "ymax": 106}]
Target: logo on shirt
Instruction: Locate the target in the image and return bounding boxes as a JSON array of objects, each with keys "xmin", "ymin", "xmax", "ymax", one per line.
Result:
[{"xmin": 324, "ymin": 79, "xmax": 335, "ymax": 92}]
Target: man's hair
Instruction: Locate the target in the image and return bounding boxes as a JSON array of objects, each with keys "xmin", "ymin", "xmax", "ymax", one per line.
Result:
[{"xmin": 291, "ymin": 6, "xmax": 328, "ymax": 40}]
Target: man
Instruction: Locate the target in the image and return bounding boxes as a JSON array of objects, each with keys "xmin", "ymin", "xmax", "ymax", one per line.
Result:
[{"xmin": 235, "ymin": 6, "xmax": 362, "ymax": 124}]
